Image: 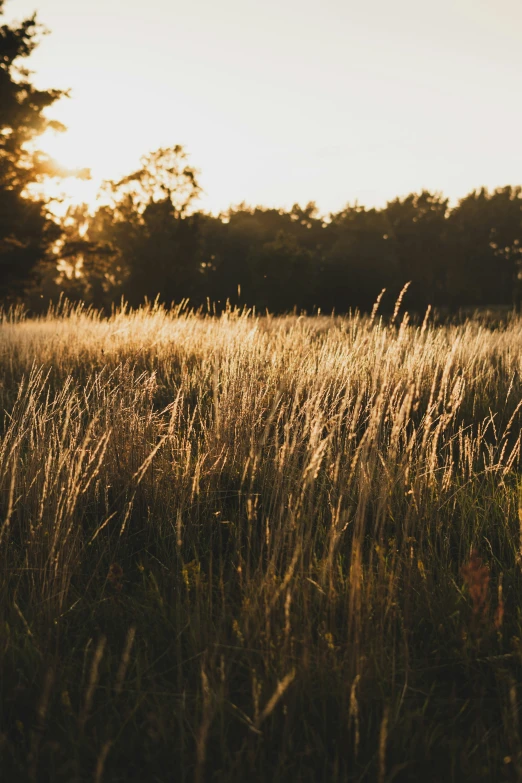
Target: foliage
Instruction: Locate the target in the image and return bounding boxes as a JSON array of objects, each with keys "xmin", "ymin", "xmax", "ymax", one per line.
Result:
[
  {"xmin": 52, "ymin": 147, "xmax": 203, "ymax": 308},
  {"xmin": 447, "ymin": 186, "xmax": 522, "ymax": 308},
  {"xmin": 32, "ymin": 183, "xmax": 522, "ymax": 315},
  {"xmin": 0, "ymin": 0, "xmax": 72, "ymax": 297},
  {"xmin": 102, "ymin": 145, "xmax": 201, "ymax": 218}
]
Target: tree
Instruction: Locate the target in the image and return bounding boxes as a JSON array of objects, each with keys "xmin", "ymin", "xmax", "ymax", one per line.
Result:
[
  {"xmin": 383, "ymin": 191, "xmax": 449, "ymax": 310},
  {"xmin": 447, "ymin": 187, "xmax": 522, "ymax": 308},
  {"xmin": 321, "ymin": 204, "xmax": 396, "ymax": 312},
  {"xmin": 0, "ymin": 0, "xmax": 76, "ymax": 298},
  {"xmin": 248, "ymin": 230, "xmax": 319, "ymax": 312},
  {"xmin": 102, "ymin": 146, "xmax": 201, "ymax": 218},
  {"xmin": 63, "ymin": 146, "xmax": 204, "ymax": 307}
]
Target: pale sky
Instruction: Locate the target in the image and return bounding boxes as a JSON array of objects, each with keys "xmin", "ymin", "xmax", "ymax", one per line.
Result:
[{"xmin": 5, "ymin": 0, "xmax": 522, "ymax": 216}]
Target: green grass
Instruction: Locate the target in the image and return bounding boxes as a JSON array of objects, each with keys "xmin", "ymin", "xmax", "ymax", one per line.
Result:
[{"xmin": 1, "ymin": 300, "xmax": 522, "ymax": 781}]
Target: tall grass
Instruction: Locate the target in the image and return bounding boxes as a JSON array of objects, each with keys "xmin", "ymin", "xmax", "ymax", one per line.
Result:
[{"xmin": 1, "ymin": 300, "xmax": 522, "ymax": 781}]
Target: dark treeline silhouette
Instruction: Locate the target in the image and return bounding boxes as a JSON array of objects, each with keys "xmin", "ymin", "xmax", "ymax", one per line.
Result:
[
  {"xmin": 2, "ymin": 2, "xmax": 522, "ymax": 315},
  {"xmin": 34, "ymin": 177, "xmax": 522, "ymax": 316}
]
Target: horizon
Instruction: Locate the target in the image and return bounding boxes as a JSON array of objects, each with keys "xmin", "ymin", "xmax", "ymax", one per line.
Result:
[{"xmin": 5, "ymin": 0, "xmax": 522, "ymax": 216}]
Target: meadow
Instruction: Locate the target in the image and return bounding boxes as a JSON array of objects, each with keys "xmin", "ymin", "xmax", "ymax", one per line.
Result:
[{"xmin": 1, "ymin": 299, "xmax": 522, "ymax": 782}]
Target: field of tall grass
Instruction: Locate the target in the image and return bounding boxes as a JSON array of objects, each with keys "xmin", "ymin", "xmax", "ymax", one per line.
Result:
[{"xmin": 1, "ymin": 299, "xmax": 522, "ymax": 781}]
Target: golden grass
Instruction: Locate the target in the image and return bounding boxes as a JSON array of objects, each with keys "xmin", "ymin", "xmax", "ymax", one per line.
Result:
[{"xmin": 1, "ymin": 300, "xmax": 522, "ymax": 781}]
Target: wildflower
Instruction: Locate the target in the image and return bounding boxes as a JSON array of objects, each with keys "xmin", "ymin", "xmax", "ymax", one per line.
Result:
[{"xmin": 461, "ymin": 549, "xmax": 489, "ymax": 617}]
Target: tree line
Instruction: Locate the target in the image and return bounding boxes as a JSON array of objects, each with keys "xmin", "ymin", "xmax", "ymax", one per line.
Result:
[{"xmin": 2, "ymin": 2, "xmax": 522, "ymax": 315}]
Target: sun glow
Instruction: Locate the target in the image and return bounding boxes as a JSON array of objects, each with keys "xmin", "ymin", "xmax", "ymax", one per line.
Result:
[
  {"xmin": 8, "ymin": 0, "xmax": 522, "ymax": 220},
  {"xmin": 34, "ymin": 127, "xmax": 106, "ymax": 215}
]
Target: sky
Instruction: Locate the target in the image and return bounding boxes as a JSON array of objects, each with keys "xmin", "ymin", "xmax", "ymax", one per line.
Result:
[{"xmin": 4, "ymin": 0, "xmax": 522, "ymax": 216}]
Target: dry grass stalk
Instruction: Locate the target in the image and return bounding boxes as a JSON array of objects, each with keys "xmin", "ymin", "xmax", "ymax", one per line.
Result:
[
  {"xmin": 378, "ymin": 705, "xmax": 390, "ymax": 783},
  {"xmin": 114, "ymin": 625, "xmax": 136, "ymax": 696},
  {"xmin": 0, "ymin": 299, "xmax": 521, "ymax": 780},
  {"xmin": 255, "ymin": 669, "xmax": 296, "ymax": 729},
  {"xmin": 80, "ymin": 636, "xmax": 107, "ymax": 731}
]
